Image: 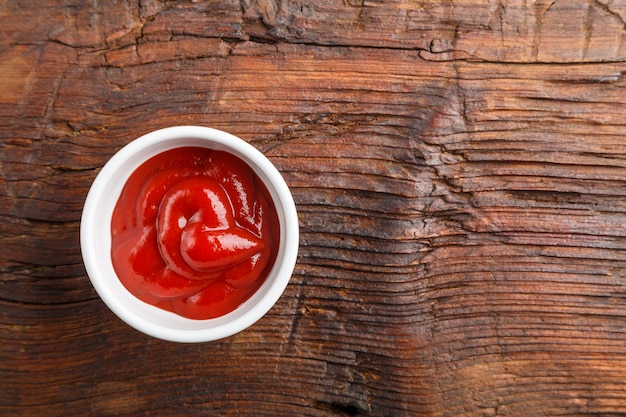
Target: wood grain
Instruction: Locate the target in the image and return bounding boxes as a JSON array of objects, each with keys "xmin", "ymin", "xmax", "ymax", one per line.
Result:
[{"xmin": 2, "ymin": 0, "xmax": 626, "ymax": 416}]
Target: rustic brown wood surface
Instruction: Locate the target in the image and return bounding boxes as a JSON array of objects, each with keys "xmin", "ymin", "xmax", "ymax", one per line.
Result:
[{"xmin": 2, "ymin": 0, "xmax": 626, "ymax": 415}]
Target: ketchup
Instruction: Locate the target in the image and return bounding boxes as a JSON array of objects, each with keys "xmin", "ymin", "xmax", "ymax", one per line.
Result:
[{"xmin": 111, "ymin": 147, "xmax": 279, "ymax": 320}]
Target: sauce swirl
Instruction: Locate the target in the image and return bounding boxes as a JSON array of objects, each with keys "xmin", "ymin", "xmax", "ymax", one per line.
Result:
[{"xmin": 111, "ymin": 147, "xmax": 279, "ymax": 319}]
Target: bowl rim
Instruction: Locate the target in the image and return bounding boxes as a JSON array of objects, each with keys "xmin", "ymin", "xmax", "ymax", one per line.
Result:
[{"xmin": 80, "ymin": 126, "xmax": 299, "ymax": 343}]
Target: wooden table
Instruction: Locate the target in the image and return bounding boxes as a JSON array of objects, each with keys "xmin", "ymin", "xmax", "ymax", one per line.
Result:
[{"xmin": 2, "ymin": 1, "xmax": 626, "ymax": 415}]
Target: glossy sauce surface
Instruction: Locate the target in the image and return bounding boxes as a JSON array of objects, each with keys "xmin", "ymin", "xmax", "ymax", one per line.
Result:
[{"xmin": 111, "ymin": 147, "xmax": 279, "ymax": 319}]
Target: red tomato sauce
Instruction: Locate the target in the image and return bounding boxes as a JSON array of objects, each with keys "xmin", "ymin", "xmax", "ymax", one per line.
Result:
[{"xmin": 111, "ymin": 147, "xmax": 280, "ymax": 319}]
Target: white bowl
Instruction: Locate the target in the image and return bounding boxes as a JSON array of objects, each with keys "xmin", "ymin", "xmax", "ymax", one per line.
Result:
[{"xmin": 80, "ymin": 126, "xmax": 299, "ymax": 343}]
